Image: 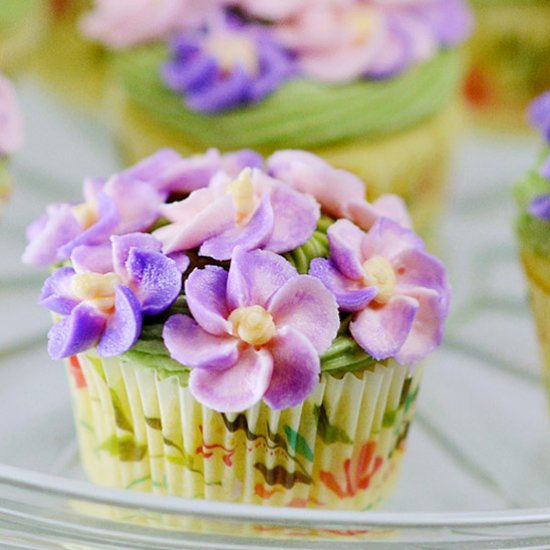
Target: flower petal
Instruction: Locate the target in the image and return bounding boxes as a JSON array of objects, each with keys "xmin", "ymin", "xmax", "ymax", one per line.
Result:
[
  {"xmin": 268, "ymin": 274, "xmax": 339, "ymax": 354},
  {"xmin": 163, "ymin": 314, "xmax": 239, "ymax": 370},
  {"xmin": 111, "ymin": 232, "xmax": 162, "ymax": 280},
  {"xmin": 185, "ymin": 265, "xmax": 232, "ymax": 335},
  {"xmin": 97, "ymin": 286, "xmax": 142, "ymax": 357},
  {"xmin": 40, "ymin": 267, "xmax": 79, "ymax": 315},
  {"xmin": 350, "ymin": 295, "xmax": 418, "ymax": 361},
  {"xmin": 327, "ymin": 219, "xmax": 365, "ymax": 280},
  {"xmin": 346, "ymin": 194, "xmax": 412, "ymax": 232},
  {"xmin": 226, "ymin": 247, "xmax": 297, "ymax": 310},
  {"xmin": 47, "ymin": 303, "xmax": 106, "ymax": 360},
  {"xmin": 126, "ymin": 248, "xmax": 182, "ymax": 316},
  {"xmin": 189, "ymin": 347, "xmax": 273, "ymax": 413},
  {"xmin": 309, "ymin": 257, "xmax": 377, "ymax": 312},
  {"xmin": 71, "ymin": 244, "xmax": 113, "ymax": 274},
  {"xmin": 263, "ymin": 327, "xmax": 320, "ymax": 410},
  {"xmin": 264, "ymin": 182, "xmax": 320, "ymax": 253}
]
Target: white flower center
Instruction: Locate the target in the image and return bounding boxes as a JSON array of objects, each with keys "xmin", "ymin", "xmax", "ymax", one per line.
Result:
[
  {"xmin": 70, "ymin": 272, "xmax": 119, "ymax": 313},
  {"xmin": 226, "ymin": 168, "xmax": 255, "ymax": 223},
  {"xmin": 72, "ymin": 200, "xmax": 98, "ymax": 230},
  {"xmin": 205, "ymin": 32, "xmax": 259, "ymax": 75},
  {"xmin": 362, "ymin": 256, "xmax": 396, "ymax": 305},
  {"xmin": 228, "ymin": 305, "xmax": 276, "ymax": 347}
]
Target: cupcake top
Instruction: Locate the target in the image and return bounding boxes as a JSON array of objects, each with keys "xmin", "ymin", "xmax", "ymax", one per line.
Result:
[
  {"xmin": 0, "ymin": 73, "xmax": 23, "ymax": 159},
  {"xmin": 82, "ymin": 0, "xmax": 472, "ymax": 113},
  {"xmin": 24, "ymin": 149, "xmax": 450, "ymax": 413}
]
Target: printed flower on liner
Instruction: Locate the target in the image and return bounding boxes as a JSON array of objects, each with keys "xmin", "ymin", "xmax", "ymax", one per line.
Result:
[{"xmin": 25, "ymin": 148, "xmax": 451, "ymax": 413}]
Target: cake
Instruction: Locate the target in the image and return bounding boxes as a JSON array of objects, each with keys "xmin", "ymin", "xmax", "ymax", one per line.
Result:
[{"xmin": 24, "ymin": 148, "xmax": 450, "ymax": 509}]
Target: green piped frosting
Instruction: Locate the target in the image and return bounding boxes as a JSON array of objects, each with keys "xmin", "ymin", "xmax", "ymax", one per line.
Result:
[
  {"xmin": 0, "ymin": 0, "xmax": 37, "ymax": 29},
  {"xmin": 112, "ymin": 45, "xmax": 463, "ymax": 152}
]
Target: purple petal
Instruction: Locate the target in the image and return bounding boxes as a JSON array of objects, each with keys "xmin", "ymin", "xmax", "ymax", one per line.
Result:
[
  {"xmin": 268, "ymin": 275, "xmax": 339, "ymax": 354},
  {"xmin": 97, "ymin": 286, "xmax": 142, "ymax": 357},
  {"xmin": 163, "ymin": 314, "xmax": 239, "ymax": 370},
  {"xmin": 350, "ymin": 295, "xmax": 418, "ymax": 361},
  {"xmin": 529, "ymin": 194, "xmax": 550, "ymax": 221},
  {"xmin": 223, "ymin": 149, "xmax": 264, "ymax": 175},
  {"xmin": 327, "ymin": 219, "xmax": 365, "ymax": 280},
  {"xmin": 396, "ymin": 288, "xmax": 447, "ymax": 365},
  {"xmin": 168, "ymin": 252, "xmax": 191, "ymax": 273},
  {"xmin": 199, "ymin": 194, "xmax": 274, "ymax": 260},
  {"xmin": 263, "ymin": 327, "xmax": 320, "ymax": 410},
  {"xmin": 394, "ymin": 248, "xmax": 449, "ymax": 298},
  {"xmin": 226, "ymin": 247, "xmax": 297, "ymax": 310},
  {"xmin": 111, "ymin": 233, "xmax": 162, "ymax": 280},
  {"xmin": 309, "ymin": 258, "xmax": 378, "ymax": 312},
  {"xmin": 71, "ymin": 245, "xmax": 113, "ymax": 274},
  {"xmin": 189, "ymin": 347, "xmax": 273, "ymax": 412},
  {"xmin": 541, "ymin": 157, "xmax": 550, "ymax": 181},
  {"xmin": 529, "ymin": 91, "xmax": 550, "ymax": 139},
  {"xmin": 40, "ymin": 267, "xmax": 79, "ymax": 315},
  {"xmin": 126, "ymin": 248, "xmax": 182, "ymax": 316},
  {"xmin": 263, "ymin": 182, "xmax": 320, "ymax": 253},
  {"xmin": 122, "ymin": 148, "xmax": 182, "ymax": 182},
  {"xmin": 47, "ymin": 303, "xmax": 106, "ymax": 360},
  {"xmin": 185, "ymin": 265, "xmax": 231, "ymax": 336}
]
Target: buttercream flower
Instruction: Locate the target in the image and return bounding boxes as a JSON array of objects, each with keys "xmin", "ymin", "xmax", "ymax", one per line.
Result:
[
  {"xmin": 0, "ymin": 74, "xmax": 24, "ymax": 156},
  {"xmin": 154, "ymin": 166, "xmax": 320, "ymax": 260},
  {"xmin": 228, "ymin": 0, "xmax": 353, "ymax": 21},
  {"xmin": 41, "ymin": 233, "xmax": 186, "ymax": 360},
  {"xmin": 162, "ymin": 16, "xmax": 295, "ymax": 113},
  {"xmin": 268, "ymin": 150, "xmax": 412, "ymax": 229},
  {"xmin": 529, "ymin": 195, "xmax": 550, "ymax": 221},
  {"xmin": 81, "ymin": 0, "xmax": 224, "ymax": 49},
  {"xmin": 163, "ymin": 247, "xmax": 339, "ymax": 412},
  {"xmin": 310, "ymin": 218, "xmax": 449, "ymax": 364},
  {"xmin": 529, "ymin": 91, "xmax": 550, "ymax": 141}
]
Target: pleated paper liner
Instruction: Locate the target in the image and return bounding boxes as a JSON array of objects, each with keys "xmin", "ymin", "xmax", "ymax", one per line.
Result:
[{"xmin": 67, "ymin": 351, "xmax": 423, "ymax": 511}]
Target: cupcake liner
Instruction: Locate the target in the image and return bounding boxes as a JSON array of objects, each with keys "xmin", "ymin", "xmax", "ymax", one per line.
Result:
[{"xmin": 67, "ymin": 351, "xmax": 423, "ymax": 510}]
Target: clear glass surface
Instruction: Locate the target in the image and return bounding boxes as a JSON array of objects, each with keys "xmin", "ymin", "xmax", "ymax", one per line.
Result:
[{"xmin": 1, "ymin": 76, "xmax": 549, "ymax": 549}]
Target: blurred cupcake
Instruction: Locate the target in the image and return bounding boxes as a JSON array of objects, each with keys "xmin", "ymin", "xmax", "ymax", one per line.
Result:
[
  {"xmin": 516, "ymin": 92, "xmax": 550, "ymax": 396},
  {"xmin": 82, "ymin": 0, "xmax": 472, "ymax": 239},
  {"xmin": 465, "ymin": 0, "xmax": 550, "ymax": 130},
  {"xmin": 0, "ymin": 73, "xmax": 24, "ymax": 212},
  {"xmin": 0, "ymin": 0, "xmax": 49, "ymax": 72},
  {"xmin": 24, "ymin": 149, "xmax": 450, "ymax": 509}
]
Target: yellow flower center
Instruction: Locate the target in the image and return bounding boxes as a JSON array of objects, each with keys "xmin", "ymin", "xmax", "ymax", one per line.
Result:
[
  {"xmin": 226, "ymin": 168, "xmax": 255, "ymax": 224},
  {"xmin": 362, "ymin": 256, "xmax": 396, "ymax": 305},
  {"xmin": 228, "ymin": 305, "xmax": 276, "ymax": 347},
  {"xmin": 70, "ymin": 272, "xmax": 119, "ymax": 313},
  {"xmin": 205, "ymin": 32, "xmax": 259, "ymax": 75},
  {"xmin": 345, "ymin": 7, "xmax": 378, "ymax": 44},
  {"xmin": 72, "ymin": 201, "xmax": 98, "ymax": 230}
]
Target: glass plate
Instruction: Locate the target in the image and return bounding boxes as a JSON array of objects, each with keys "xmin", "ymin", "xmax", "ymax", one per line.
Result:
[{"xmin": 1, "ymin": 77, "xmax": 549, "ymax": 550}]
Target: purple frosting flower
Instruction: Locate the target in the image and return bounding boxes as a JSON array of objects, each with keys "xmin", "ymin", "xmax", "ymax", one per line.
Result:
[
  {"xmin": 310, "ymin": 218, "xmax": 450, "ymax": 365},
  {"xmin": 529, "ymin": 91, "xmax": 550, "ymax": 142},
  {"xmin": 41, "ymin": 233, "xmax": 186, "ymax": 359},
  {"xmin": 154, "ymin": 166, "xmax": 320, "ymax": 260},
  {"xmin": 162, "ymin": 16, "xmax": 295, "ymax": 113},
  {"xmin": 163, "ymin": 247, "xmax": 339, "ymax": 412},
  {"xmin": 529, "ymin": 194, "xmax": 550, "ymax": 221}
]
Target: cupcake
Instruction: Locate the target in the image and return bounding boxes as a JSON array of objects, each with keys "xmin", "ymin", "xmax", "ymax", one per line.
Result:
[
  {"xmin": 0, "ymin": 73, "xmax": 24, "ymax": 212},
  {"xmin": 465, "ymin": 0, "xmax": 550, "ymax": 130},
  {"xmin": 83, "ymin": 0, "xmax": 472, "ymax": 239},
  {"xmin": 516, "ymin": 92, "xmax": 550, "ymax": 396},
  {"xmin": 0, "ymin": 0, "xmax": 49, "ymax": 72},
  {"xmin": 23, "ymin": 149, "xmax": 450, "ymax": 509}
]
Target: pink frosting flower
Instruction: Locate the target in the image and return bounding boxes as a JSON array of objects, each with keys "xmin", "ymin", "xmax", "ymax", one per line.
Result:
[
  {"xmin": 310, "ymin": 218, "xmax": 450, "ymax": 364},
  {"xmin": 81, "ymin": 0, "xmax": 224, "ymax": 49},
  {"xmin": 154, "ymin": 166, "xmax": 320, "ymax": 260},
  {"xmin": 163, "ymin": 247, "xmax": 339, "ymax": 412},
  {"xmin": 268, "ymin": 150, "xmax": 412, "ymax": 230},
  {"xmin": 0, "ymin": 74, "xmax": 23, "ymax": 156}
]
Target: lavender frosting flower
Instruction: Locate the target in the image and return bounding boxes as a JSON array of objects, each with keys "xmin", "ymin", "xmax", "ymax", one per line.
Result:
[
  {"xmin": 529, "ymin": 195, "xmax": 550, "ymax": 221},
  {"xmin": 163, "ymin": 247, "xmax": 339, "ymax": 412},
  {"xmin": 310, "ymin": 218, "xmax": 450, "ymax": 364},
  {"xmin": 529, "ymin": 91, "xmax": 550, "ymax": 141},
  {"xmin": 41, "ymin": 233, "xmax": 186, "ymax": 359},
  {"xmin": 162, "ymin": 16, "xmax": 295, "ymax": 113}
]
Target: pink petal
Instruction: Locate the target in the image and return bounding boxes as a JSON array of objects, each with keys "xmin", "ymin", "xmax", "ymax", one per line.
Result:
[
  {"xmin": 163, "ymin": 314, "xmax": 239, "ymax": 370},
  {"xmin": 268, "ymin": 275, "xmax": 339, "ymax": 354},
  {"xmin": 327, "ymin": 219, "xmax": 365, "ymax": 280},
  {"xmin": 350, "ymin": 295, "xmax": 418, "ymax": 361},
  {"xmin": 71, "ymin": 244, "xmax": 113, "ymax": 275},
  {"xmin": 189, "ymin": 347, "xmax": 274, "ymax": 413},
  {"xmin": 346, "ymin": 195, "xmax": 412, "ymax": 232},
  {"xmin": 263, "ymin": 327, "xmax": 320, "ymax": 410}
]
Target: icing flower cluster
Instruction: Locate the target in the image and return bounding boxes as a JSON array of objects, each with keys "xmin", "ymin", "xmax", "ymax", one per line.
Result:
[
  {"xmin": 0, "ymin": 74, "xmax": 24, "ymax": 158},
  {"xmin": 82, "ymin": 0, "xmax": 472, "ymax": 113},
  {"xmin": 527, "ymin": 92, "xmax": 550, "ymax": 221},
  {"xmin": 25, "ymin": 149, "xmax": 450, "ymax": 413}
]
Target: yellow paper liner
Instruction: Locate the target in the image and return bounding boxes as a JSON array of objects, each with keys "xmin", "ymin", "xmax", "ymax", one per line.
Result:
[{"xmin": 66, "ymin": 353, "xmax": 423, "ymax": 510}]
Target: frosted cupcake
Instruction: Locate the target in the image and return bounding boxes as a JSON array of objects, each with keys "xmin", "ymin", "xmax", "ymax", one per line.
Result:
[
  {"xmin": 465, "ymin": 0, "xmax": 550, "ymax": 130},
  {"xmin": 24, "ymin": 149, "xmax": 450, "ymax": 509},
  {"xmin": 0, "ymin": 73, "xmax": 24, "ymax": 212},
  {"xmin": 516, "ymin": 92, "xmax": 550, "ymax": 397},
  {"xmin": 83, "ymin": 0, "xmax": 472, "ymax": 238}
]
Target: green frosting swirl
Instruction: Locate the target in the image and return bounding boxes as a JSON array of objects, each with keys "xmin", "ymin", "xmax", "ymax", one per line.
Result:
[
  {"xmin": 112, "ymin": 45, "xmax": 463, "ymax": 151},
  {"xmin": 0, "ymin": 0, "xmax": 37, "ymax": 29}
]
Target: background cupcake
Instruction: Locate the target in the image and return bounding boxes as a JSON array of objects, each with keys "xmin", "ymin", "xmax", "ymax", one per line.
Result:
[
  {"xmin": 81, "ymin": 0, "xmax": 472, "ymax": 240},
  {"xmin": 465, "ymin": 0, "xmax": 550, "ymax": 130},
  {"xmin": 24, "ymin": 148, "xmax": 450, "ymax": 509}
]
